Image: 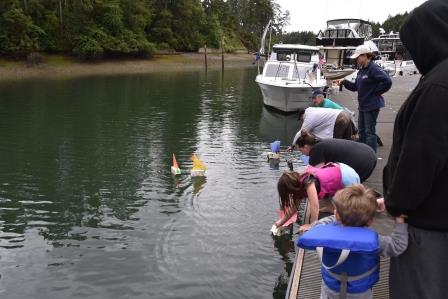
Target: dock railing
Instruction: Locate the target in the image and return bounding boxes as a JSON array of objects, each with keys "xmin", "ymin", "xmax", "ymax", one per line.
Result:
[{"xmin": 284, "ymin": 199, "xmax": 311, "ymax": 299}]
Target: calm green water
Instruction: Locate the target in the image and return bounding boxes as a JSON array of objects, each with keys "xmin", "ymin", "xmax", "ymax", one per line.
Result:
[{"xmin": 0, "ymin": 68, "xmax": 302, "ymax": 298}]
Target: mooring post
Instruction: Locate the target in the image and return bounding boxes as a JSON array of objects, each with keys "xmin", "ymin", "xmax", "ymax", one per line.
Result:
[
  {"xmin": 221, "ymin": 37, "xmax": 224, "ymax": 72},
  {"xmin": 204, "ymin": 44, "xmax": 207, "ymax": 71}
]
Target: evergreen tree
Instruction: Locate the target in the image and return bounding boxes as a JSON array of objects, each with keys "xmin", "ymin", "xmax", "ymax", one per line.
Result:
[
  {"xmin": 0, "ymin": 1, "xmax": 413, "ymax": 59},
  {"xmin": 0, "ymin": 1, "xmax": 44, "ymax": 56}
]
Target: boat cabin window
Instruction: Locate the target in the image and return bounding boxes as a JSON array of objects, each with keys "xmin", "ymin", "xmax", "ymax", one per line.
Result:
[
  {"xmin": 296, "ymin": 51, "xmax": 312, "ymax": 63},
  {"xmin": 324, "ymin": 30, "xmax": 338, "ymax": 38},
  {"xmin": 336, "ymin": 29, "xmax": 350, "ymax": 38},
  {"xmin": 273, "ymin": 49, "xmax": 315, "ymax": 63},
  {"xmin": 276, "ymin": 50, "xmax": 292, "ymax": 61},
  {"xmin": 330, "ymin": 30, "xmax": 337, "ymax": 38},
  {"xmin": 378, "ymin": 40, "xmax": 395, "ymax": 52}
]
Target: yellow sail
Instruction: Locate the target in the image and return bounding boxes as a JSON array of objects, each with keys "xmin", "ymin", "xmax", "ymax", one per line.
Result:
[{"xmin": 191, "ymin": 154, "xmax": 207, "ymax": 170}]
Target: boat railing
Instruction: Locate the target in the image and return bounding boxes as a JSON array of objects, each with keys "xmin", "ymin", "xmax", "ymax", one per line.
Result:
[
  {"xmin": 274, "ymin": 61, "xmax": 288, "ymax": 81},
  {"xmin": 266, "ymin": 61, "xmax": 310, "ymax": 83}
]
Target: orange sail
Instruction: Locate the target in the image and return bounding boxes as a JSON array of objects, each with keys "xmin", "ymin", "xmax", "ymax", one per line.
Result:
[
  {"xmin": 171, "ymin": 153, "xmax": 181, "ymax": 175},
  {"xmin": 172, "ymin": 154, "xmax": 179, "ymax": 168}
]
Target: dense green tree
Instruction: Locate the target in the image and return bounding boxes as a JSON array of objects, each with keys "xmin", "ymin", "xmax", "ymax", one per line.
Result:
[
  {"xmin": 0, "ymin": 1, "xmax": 44, "ymax": 56},
  {"xmin": 170, "ymin": 0, "xmax": 206, "ymax": 51},
  {"xmin": 27, "ymin": 0, "xmax": 61, "ymax": 51},
  {"xmin": 280, "ymin": 31, "xmax": 315, "ymax": 45},
  {"xmin": 382, "ymin": 12, "xmax": 409, "ymax": 34},
  {"xmin": 0, "ymin": 0, "xmax": 412, "ymax": 59},
  {"xmin": 370, "ymin": 21, "xmax": 381, "ymax": 39}
]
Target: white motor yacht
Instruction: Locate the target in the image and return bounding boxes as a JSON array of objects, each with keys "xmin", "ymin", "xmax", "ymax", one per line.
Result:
[
  {"xmin": 255, "ymin": 44, "xmax": 327, "ymax": 112},
  {"xmin": 316, "ymin": 19, "xmax": 373, "ymax": 81},
  {"xmin": 372, "ymin": 30, "xmax": 419, "ymax": 76}
]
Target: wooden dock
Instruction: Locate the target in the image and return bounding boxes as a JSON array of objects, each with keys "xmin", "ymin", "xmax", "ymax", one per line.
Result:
[
  {"xmin": 286, "ymin": 249, "xmax": 391, "ymax": 299},
  {"xmin": 285, "ymin": 200, "xmax": 394, "ymax": 299},
  {"xmin": 283, "ymin": 75, "xmax": 420, "ymax": 299}
]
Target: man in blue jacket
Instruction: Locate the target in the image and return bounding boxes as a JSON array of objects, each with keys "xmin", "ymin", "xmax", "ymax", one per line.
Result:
[{"xmin": 338, "ymin": 45, "xmax": 392, "ymax": 152}]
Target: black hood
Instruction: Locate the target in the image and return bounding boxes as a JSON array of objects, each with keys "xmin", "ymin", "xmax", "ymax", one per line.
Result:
[{"xmin": 400, "ymin": 0, "xmax": 448, "ymax": 75}]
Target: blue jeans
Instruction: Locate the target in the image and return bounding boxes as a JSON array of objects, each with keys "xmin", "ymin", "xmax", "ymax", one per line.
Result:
[{"xmin": 358, "ymin": 109, "xmax": 379, "ymax": 152}]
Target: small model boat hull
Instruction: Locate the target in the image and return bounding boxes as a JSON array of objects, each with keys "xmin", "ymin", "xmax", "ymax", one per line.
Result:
[
  {"xmin": 171, "ymin": 166, "xmax": 181, "ymax": 175},
  {"xmin": 190, "ymin": 169, "xmax": 206, "ymax": 177},
  {"xmin": 267, "ymin": 152, "xmax": 280, "ymax": 160}
]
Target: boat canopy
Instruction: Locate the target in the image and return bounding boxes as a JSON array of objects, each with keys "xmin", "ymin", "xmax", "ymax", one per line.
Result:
[
  {"xmin": 272, "ymin": 44, "xmax": 319, "ymax": 51},
  {"xmin": 326, "ymin": 19, "xmax": 372, "ymax": 39},
  {"xmin": 316, "ymin": 19, "xmax": 371, "ymax": 47}
]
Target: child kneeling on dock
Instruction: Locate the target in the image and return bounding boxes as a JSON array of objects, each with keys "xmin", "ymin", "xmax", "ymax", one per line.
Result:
[{"xmin": 297, "ymin": 185, "xmax": 407, "ymax": 299}]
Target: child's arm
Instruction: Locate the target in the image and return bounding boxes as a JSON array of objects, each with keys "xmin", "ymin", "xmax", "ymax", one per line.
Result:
[
  {"xmin": 274, "ymin": 198, "xmax": 297, "ymax": 228},
  {"xmin": 298, "ymin": 183, "xmax": 319, "ymax": 232},
  {"xmin": 378, "ymin": 215, "xmax": 408, "ymax": 257},
  {"xmin": 313, "ymin": 215, "xmax": 337, "ymax": 227}
]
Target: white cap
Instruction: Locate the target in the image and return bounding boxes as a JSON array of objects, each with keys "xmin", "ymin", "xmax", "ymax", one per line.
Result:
[{"xmin": 350, "ymin": 44, "xmax": 371, "ymax": 59}]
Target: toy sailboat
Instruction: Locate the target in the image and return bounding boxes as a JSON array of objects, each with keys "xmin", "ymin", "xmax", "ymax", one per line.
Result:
[
  {"xmin": 267, "ymin": 140, "xmax": 280, "ymax": 160},
  {"xmin": 270, "ymin": 209, "xmax": 297, "ymax": 236},
  {"xmin": 191, "ymin": 154, "xmax": 206, "ymax": 177},
  {"xmin": 171, "ymin": 154, "xmax": 182, "ymax": 175}
]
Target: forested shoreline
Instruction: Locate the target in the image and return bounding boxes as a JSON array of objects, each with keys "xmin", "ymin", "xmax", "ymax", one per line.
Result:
[
  {"xmin": 0, "ymin": 0, "xmax": 289, "ymax": 60},
  {"xmin": 0, "ymin": 0, "xmax": 410, "ymax": 61}
]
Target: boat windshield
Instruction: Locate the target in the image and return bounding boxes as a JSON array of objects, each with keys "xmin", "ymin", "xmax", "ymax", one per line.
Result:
[
  {"xmin": 273, "ymin": 49, "xmax": 315, "ymax": 63},
  {"xmin": 296, "ymin": 52, "xmax": 312, "ymax": 63},
  {"xmin": 377, "ymin": 40, "xmax": 395, "ymax": 52},
  {"xmin": 324, "ymin": 29, "xmax": 355, "ymax": 38}
]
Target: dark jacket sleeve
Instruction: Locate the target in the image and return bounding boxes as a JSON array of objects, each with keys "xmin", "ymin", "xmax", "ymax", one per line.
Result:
[
  {"xmin": 372, "ymin": 66, "xmax": 392, "ymax": 95},
  {"xmin": 342, "ymin": 78, "xmax": 357, "ymax": 91},
  {"xmin": 308, "ymin": 146, "xmax": 324, "ymax": 166},
  {"xmin": 385, "ymin": 84, "xmax": 448, "ymax": 215}
]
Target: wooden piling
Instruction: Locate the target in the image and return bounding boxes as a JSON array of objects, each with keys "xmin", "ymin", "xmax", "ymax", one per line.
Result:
[
  {"xmin": 204, "ymin": 44, "xmax": 207, "ymax": 71},
  {"xmin": 221, "ymin": 37, "xmax": 224, "ymax": 72}
]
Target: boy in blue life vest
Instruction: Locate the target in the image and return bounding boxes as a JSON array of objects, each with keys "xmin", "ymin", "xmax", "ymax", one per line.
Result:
[{"xmin": 297, "ymin": 185, "xmax": 407, "ymax": 299}]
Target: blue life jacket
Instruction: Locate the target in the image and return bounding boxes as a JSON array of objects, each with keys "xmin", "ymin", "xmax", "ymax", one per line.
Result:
[{"xmin": 297, "ymin": 224, "xmax": 380, "ymax": 295}]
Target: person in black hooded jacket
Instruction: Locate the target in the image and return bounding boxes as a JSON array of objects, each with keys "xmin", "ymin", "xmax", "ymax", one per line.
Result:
[{"xmin": 383, "ymin": 1, "xmax": 448, "ymax": 298}]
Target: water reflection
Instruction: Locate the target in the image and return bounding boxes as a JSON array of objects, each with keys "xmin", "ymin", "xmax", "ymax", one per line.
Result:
[
  {"xmin": 0, "ymin": 69, "xmax": 295, "ymax": 299},
  {"xmin": 269, "ymin": 158, "xmax": 280, "ymax": 170},
  {"xmin": 272, "ymin": 234, "xmax": 295, "ymax": 299},
  {"xmin": 259, "ymin": 106, "xmax": 300, "ymax": 145},
  {"xmin": 191, "ymin": 176, "xmax": 207, "ymax": 195}
]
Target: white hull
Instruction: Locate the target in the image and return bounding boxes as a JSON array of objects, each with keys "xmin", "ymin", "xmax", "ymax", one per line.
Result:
[
  {"xmin": 256, "ymin": 76, "xmax": 326, "ymax": 112},
  {"xmin": 322, "ymin": 69, "xmax": 356, "ymax": 80}
]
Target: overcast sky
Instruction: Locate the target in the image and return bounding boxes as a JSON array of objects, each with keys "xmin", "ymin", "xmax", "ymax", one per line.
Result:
[{"xmin": 276, "ymin": 0, "xmax": 428, "ymax": 33}]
